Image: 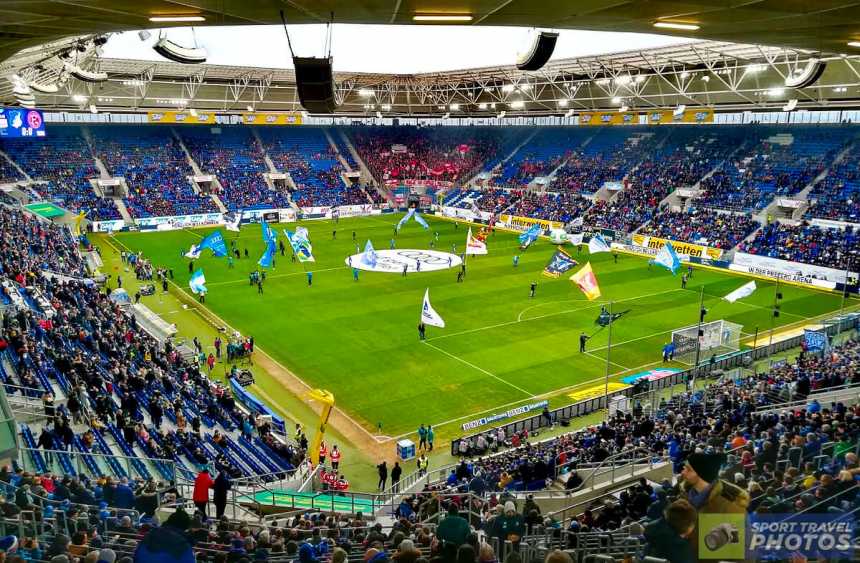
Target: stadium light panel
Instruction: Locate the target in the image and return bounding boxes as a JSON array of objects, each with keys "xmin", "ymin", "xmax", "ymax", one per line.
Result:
[
  {"xmin": 413, "ymin": 14, "xmax": 473, "ymax": 23},
  {"xmin": 635, "ymin": 75, "xmax": 646, "ymax": 84},
  {"xmin": 611, "ymin": 96, "xmax": 622, "ymax": 104},
  {"xmin": 149, "ymin": 15, "xmax": 205, "ymax": 22},
  {"xmin": 380, "ymin": 104, "xmax": 392, "ymax": 111},
  {"xmin": 501, "ymin": 84, "xmax": 515, "ymax": 93},
  {"xmin": 72, "ymin": 94, "xmax": 89, "ymax": 103},
  {"xmin": 653, "ymin": 22, "xmax": 700, "ymax": 31},
  {"xmin": 558, "ymin": 99, "xmax": 569, "ymax": 107},
  {"xmin": 848, "ymin": 41, "xmax": 860, "ymax": 48},
  {"xmin": 478, "ymin": 103, "xmax": 487, "ymax": 110},
  {"xmin": 614, "ymin": 75, "xmax": 632, "ymax": 86},
  {"xmin": 509, "ymin": 100, "xmax": 525, "ymax": 109},
  {"xmin": 358, "ymin": 89, "xmax": 374, "ymax": 97},
  {"xmin": 595, "ymin": 78, "xmax": 610, "ymax": 86},
  {"xmin": 449, "ymin": 103, "xmax": 460, "ymax": 111},
  {"xmin": 680, "ymin": 71, "xmax": 690, "ymax": 80},
  {"xmin": 745, "ymin": 64, "xmax": 767, "ymax": 73},
  {"xmin": 767, "ymin": 87, "xmax": 784, "ymax": 96},
  {"xmin": 701, "ymin": 75, "xmax": 710, "ymax": 82}
]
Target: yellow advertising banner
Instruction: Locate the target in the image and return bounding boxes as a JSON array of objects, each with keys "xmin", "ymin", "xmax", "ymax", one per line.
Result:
[
  {"xmin": 499, "ymin": 214, "xmax": 564, "ymax": 231},
  {"xmin": 579, "ymin": 111, "xmax": 638, "ymax": 126},
  {"xmin": 241, "ymin": 112, "xmax": 303, "ymax": 126},
  {"xmin": 631, "ymin": 234, "xmax": 723, "ymax": 260},
  {"xmin": 147, "ymin": 111, "xmax": 216, "ymax": 124},
  {"xmin": 567, "ymin": 382, "xmax": 628, "ymax": 402},
  {"xmin": 646, "ymin": 108, "xmax": 715, "ymax": 125}
]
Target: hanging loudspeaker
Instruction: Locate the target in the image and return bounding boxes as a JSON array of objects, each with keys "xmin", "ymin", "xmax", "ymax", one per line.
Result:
[
  {"xmin": 293, "ymin": 56, "xmax": 338, "ymax": 114},
  {"xmin": 516, "ymin": 31, "xmax": 559, "ymax": 71}
]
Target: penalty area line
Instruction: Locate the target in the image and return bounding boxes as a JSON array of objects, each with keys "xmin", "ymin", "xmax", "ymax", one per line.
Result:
[{"xmin": 421, "ymin": 340, "xmax": 534, "ymax": 398}]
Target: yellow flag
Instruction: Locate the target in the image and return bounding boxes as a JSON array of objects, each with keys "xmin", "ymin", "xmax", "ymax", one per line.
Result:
[
  {"xmin": 569, "ymin": 262, "xmax": 601, "ymax": 301},
  {"xmin": 73, "ymin": 211, "xmax": 86, "ymax": 236}
]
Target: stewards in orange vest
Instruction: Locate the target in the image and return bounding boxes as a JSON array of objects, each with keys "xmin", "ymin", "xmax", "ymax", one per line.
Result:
[
  {"xmin": 318, "ymin": 442, "xmax": 328, "ymax": 465},
  {"xmin": 331, "ymin": 445, "xmax": 342, "ymax": 470}
]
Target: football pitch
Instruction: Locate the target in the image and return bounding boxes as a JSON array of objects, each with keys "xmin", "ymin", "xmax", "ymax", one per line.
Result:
[{"xmin": 102, "ymin": 214, "xmax": 853, "ymax": 442}]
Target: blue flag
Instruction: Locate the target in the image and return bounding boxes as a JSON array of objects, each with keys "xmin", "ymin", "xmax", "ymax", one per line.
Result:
[
  {"xmin": 261, "ymin": 219, "xmax": 277, "ymax": 245},
  {"xmin": 185, "ymin": 230, "xmax": 227, "ymax": 259},
  {"xmin": 396, "ymin": 209, "xmax": 416, "ymax": 231},
  {"xmin": 362, "ymin": 240, "xmax": 378, "ymax": 268},
  {"xmin": 542, "ymin": 248, "xmax": 578, "ymax": 278},
  {"xmin": 518, "ymin": 224, "xmax": 542, "ymax": 248},
  {"xmin": 651, "ymin": 242, "xmax": 681, "ymax": 274},
  {"xmin": 188, "ymin": 269, "xmax": 207, "ymax": 295},
  {"xmin": 258, "ymin": 242, "xmax": 276, "ymax": 269},
  {"xmin": 414, "ymin": 212, "xmax": 429, "ymax": 230}
]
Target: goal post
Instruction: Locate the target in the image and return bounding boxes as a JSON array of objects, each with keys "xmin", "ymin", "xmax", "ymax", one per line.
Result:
[{"xmin": 670, "ymin": 320, "xmax": 744, "ymax": 365}]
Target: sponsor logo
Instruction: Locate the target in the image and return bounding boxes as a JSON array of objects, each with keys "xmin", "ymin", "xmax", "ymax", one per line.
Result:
[{"xmin": 461, "ymin": 400, "xmax": 549, "ymax": 431}]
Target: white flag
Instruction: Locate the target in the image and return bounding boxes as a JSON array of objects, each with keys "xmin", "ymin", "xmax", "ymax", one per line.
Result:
[
  {"xmin": 225, "ymin": 209, "xmax": 242, "ymax": 232},
  {"xmin": 588, "ymin": 234, "xmax": 611, "ymax": 254},
  {"xmin": 569, "ymin": 233, "xmax": 584, "ymax": 246},
  {"xmin": 420, "ymin": 288, "xmax": 445, "ymax": 328},
  {"xmin": 184, "ymin": 245, "xmax": 201, "ymax": 259},
  {"xmin": 723, "ymin": 281, "xmax": 757, "ymax": 303},
  {"xmin": 466, "ymin": 227, "xmax": 487, "ymax": 255},
  {"xmin": 569, "ymin": 216, "xmax": 584, "ymax": 228}
]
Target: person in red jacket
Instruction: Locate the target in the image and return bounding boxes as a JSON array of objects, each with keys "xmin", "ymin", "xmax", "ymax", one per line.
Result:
[
  {"xmin": 318, "ymin": 442, "xmax": 327, "ymax": 466},
  {"xmin": 193, "ymin": 468, "xmax": 214, "ymax": 515},
  {"xmin": 330, "ymin": 445, "xmax": 341, "ymax": 471}
]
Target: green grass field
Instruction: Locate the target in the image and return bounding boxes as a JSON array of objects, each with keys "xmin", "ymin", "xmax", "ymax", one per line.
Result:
[{"xmin": 102, "ymin": 213, "xmax": 852, "ymax": 442}]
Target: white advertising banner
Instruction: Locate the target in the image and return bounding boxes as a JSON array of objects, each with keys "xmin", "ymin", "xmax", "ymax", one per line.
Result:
[
  {"xmin": 439, "ymin": 206, "xmax": 493, "ymax": 222},
  {"xmin": 810, "ymin": 218, "xmax": 860, "ymax": 231},
  {"xmin": 731, "ymin": 252, "xmax": 855, "ymax": 288},
  {"xmin": 137, "ymin": 213, "xmax": 223, "ymax": 231},
  {"xmin": 92, "ymin": 219, "xmax": 126, "ymax": 233}
]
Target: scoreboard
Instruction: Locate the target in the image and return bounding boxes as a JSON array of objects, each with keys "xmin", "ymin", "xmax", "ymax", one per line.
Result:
[{"xmin": 0, "ymin": 108, "xmax": 46, "ymax": 138}]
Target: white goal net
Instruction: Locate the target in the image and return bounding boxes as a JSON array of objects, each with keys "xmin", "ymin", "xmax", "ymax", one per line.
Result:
[{"xmin": 671, "ymin": 320, "xmax": 744, "ymax": 365}]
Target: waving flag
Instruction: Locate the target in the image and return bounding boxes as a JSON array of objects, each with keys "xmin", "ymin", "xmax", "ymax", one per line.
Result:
[
  {"xmin": 651, "ymin": 242, "xmax": 681, "ymax": 274},
  {"xmin": 466, "ymin": 227, "xmax": 487, "ymax": 255},
  {"xmin": 284, "ymin": 230, "xmax": 315, "ymax": 263},
  {"xmin": 414, "ymin": 212, "xmax": 429, "ymax": 230},
  {"xmin": 587, "ymin": 233, "xmax": 611, "ymax": 254},
  {"xmin": 396, "ymin": 209, "xmax": 416, "ymax": 231},
  {"xmin": 185, "ymin": 231, "xmax": 228, "ymax": 259},
  {"xmin": 188, "ymin": 269, "xmax": 207, "ymax": 295},
  {"xmin": 723, "ymin": 280, "xmax": 757, "ymax": 303},
  {"xmin": 361, "ymin": 240, "xmax": 378, "ymax": 268},
  {"xmin": 295, "ymin": 226, "xmax": 310, "ymax": 242},
  {"xmin": 570, "ymin": 262, "xmax": 602, "ymax": 301},
  {"xmin": 543, "ymin": 248, "xmax": 578, "ymax": 278},
  {"xmin": 569, "ymin": 216, "xmax": 584, "ymax": 228},
  {"xmin": 420, "ymin": 289, "xmax": 445, "ymax": 328},
  {"xmin": 518, "ymin": 224, "xmax": 542, "ymax": 249},
  {"xmin": 261, "ymin": 219, "xmax": 277, "ymax": 245},
  {"xmin": 568, "ymin": 233, "xmax": 584, "ymax": 246},
  {"xmin": 225, "ymin": 209, "xmax": 243, "ymax": 232},
  {"xmin": 258, "ymin": 242, "xmax": 276, "ymax": 269}
]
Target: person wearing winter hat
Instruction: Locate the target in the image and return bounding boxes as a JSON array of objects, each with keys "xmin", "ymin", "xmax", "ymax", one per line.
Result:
[
  {"xmin": 680, "ymin": 452, "xmax": 749, "ymax": 514},
  {"xmin": 97, "ymin": 548, "xmax": 116, "ymax": 563},
  {"xmin": 133, "ymin": 525, "xmax": 195, "ymax": 563},
  {"xmin": 491, "ymin": 501, "xmax": 525, "ymax": 547}
]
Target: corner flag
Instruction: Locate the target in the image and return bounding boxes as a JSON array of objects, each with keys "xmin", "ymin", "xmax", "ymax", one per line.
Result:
[
  {"xmin": 587, "ymin": 233, "xmax": 611, "ymax": 254},
  {"xmin": 420, "ymin": 288, "xmax": 445, "ymax": 328},
  {"xmin": 651, "ymin": 241, "xmax": 681, "ymax": 274},
  {"xmin": 466, "ymin": 227, "xmax": 487, "ymax": 255},
  {"xmin": 570, "ymin": 262, "xmax": 602, "ymax": 301},
  {"xmin": 723, "ymin": 280, "xmax": 757, "ymax": 303}
]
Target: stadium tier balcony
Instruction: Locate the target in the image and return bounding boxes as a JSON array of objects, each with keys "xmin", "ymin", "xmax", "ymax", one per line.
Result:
[
  {"xmin": 699, "ymin": 126, "xmax": 853, "ymax": 212},
  {"xmin": 178, "ymin": 126, "xmax": 291, "ymax": 211},
  {"xmin": 349, "ymin": 126, "xmax": 507, "ymax": 186},
  {"xmin": 1, "ymin": 126, "xmax": 121, "ymax": 220},
  {"xmin": 738, "ymin": 221, "xmax": 859, "ymax": 270},
  {"xmin": 91, "ymin": 125, "xmax": 216, "ymax": 218},
  {"xmin": 496, "ymin": 128, "xmax": 591, "ymax": 187},
  {"xmin": 638, "ymin": 207, "xmax": 760, "ymax": 250},
  {"xmin": 805, "ymin": 151, "xmax": 860, "ymax": 223},
  {"xmin": 258, "ymin": 127, "xmax": 370, "ymax": 207}
]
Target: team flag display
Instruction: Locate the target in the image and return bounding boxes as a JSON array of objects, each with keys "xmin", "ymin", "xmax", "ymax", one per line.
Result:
[
  {"xmin": 361, "ymin": 240, "xmax": 378, "ymax": 268},
  {"xmin": 257, "ymin": 243, "xmax": 276, "ymax": 269},
  {"xmin": 723, "ymin": 280, "xmax": 757, "ymax": 303},
  {"xmin": 188, "ymin": 269, "xmax": 207, "ymax": 295},
  {"xmin": 465, "ymin": 227, "xmax": 488, "ymax": 255},
  {"xmin": 261, "ymin": 219, "xmax": 278, "ymax": 244},
  {"xmin": 651, "ymin": 241, "xmax": 681, "ymax": 274},
  {"xmin": 568, "ymin": 232, "xmax": 584, "ymax": 245},
  {"xmin": 224, "ymin": 209, "xmax": 243, "ymax": 232},
  {"xmin": 569, "ymin": 216, "xmax": 584, "ymax": 228},
  {"xmin": 587, "ymin": 233, "xmax": 611, "ymax": 254},
  {"xmin": 518, "ymin": 224, "xmax": 542, "ymax": 249},
  {"xmin": 542, "ymin": 248, "xmax": 578, "ymax": 278},
  {"xmin": 570, "ymin": 262, "xmax": 602, "ymax": 301},
  {"xmin": 396, "ymin": 208, "xmax": 431, "ymax": 231},
  {"xmin": 285, "ymin": 230, "xmax": 315, "ymax": 262},
  {"xmin": 185, "ymin": 231, "xmax": 228, "ymax": 259},
  {"xmin": 420, "ymin": 288, "xmax": 445, "ymax": 328}
]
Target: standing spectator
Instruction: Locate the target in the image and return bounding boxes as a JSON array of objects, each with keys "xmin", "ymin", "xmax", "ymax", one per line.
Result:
[
  {"xmin": 192, "ymin": 467, "xmax": 214, "ymax": 516},
  {"xmin": 391, "ymin": 462, "xmax": 402, "ymax": 493},
  {"xmin": 213, "ymin": 469, "xmax": 232, "ymax": 519},
  {"xmin": 436, "ymin": 504, "xmax": 470, "ymax": 548},
  {"xmin": 644, "ymin": 499, "xmax": 697, "ymax": 563},
  {"xmin": 377, "ymin": 461, "xmax": 388, "ymax": 491}
]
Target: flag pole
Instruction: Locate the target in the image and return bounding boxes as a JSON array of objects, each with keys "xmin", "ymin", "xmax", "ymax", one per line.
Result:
[
  {"xmin": 691, "ymin": 285, "xmax": 705, "ymax": 390},
  {"xmin": 603, "ymin": 300, "xmax": 613, "ymax": 421}
]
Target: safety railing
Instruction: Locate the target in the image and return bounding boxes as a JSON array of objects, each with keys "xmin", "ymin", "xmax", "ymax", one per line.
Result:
[
  {"xmin": 556, "ymin": 449, "xmax": 669, "ymax": 495},
  {"xmin": 20, "ymin": 446, "xmax": 177, "ymax": 482}
]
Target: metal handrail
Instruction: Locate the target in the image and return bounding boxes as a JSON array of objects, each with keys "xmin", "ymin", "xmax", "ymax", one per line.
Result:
[
  {"xmin": 20, "ymin": 446, "xmax": 177, "ymax": 482},
  {"xmin": 753, "ymin": 380, "xmax": 860, "ymax": 413}
]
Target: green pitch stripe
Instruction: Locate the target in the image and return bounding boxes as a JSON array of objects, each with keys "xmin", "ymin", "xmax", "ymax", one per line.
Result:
[{"xmin": 238, "ymin": 490, "xmax": 378, "ymax": 512}]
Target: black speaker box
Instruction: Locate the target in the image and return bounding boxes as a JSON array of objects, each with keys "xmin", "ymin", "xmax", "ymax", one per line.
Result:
[
  {"xmin": 293, "ymin": 56, "xmax": 338, "ymax": 113},
  {"xmin": 516, "ymin": 31, "xmax": 559, "ymax": 71}
]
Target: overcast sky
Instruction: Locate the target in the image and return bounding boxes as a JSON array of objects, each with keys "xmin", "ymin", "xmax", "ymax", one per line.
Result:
[{"xmin": 103, "ymin": 25, "xmax": 694, "ymax": 73}]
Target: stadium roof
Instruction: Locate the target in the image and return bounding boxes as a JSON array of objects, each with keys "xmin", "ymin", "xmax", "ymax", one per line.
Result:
[
  {"xmin": 2, "ymin": 1, "xmax": 859, "ymax": 58},
  {"xmin": 4, "ymin": 38, "xmax": 860, "ymax": 117}
]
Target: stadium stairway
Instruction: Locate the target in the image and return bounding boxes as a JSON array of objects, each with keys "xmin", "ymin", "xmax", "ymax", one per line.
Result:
[
  {"xmin": 336, "ymin": 129, "xmax": 378, "ymax": 190},
  {"xmin": 323, "ymin": 129, "xmax": 354, "ymax": 174},
  {"xmin": 170, "ymin": 127, "xmax": 228, "ymax": 212},
  {"xmin": 0, "ymin": 149, "xmax": 31, "ymax": 182}
]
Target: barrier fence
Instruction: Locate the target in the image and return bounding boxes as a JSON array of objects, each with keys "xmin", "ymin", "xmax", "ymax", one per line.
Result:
[{"xmin": 450, "ymin": 313, "xmax": 859, "ymax": 454}]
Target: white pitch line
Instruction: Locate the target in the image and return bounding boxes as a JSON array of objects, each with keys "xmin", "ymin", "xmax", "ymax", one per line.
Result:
[
  {"xmin": 584, "ymin": 351, "xmax": 629, "ymax": 371},
  {"xmin": 422, "ymin": 340, "xmax": 534, "ymax": 398},
  {"xmin": 205, "ymin": 265, "xmax": 349, "ymax": 286},
  {"xmin": 427, "ymin": 286, "xmax": 686, "ymax": 342},
  {"xmin": 683, "ymin": 286, "xmax": 808, "ymax": 320}
]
